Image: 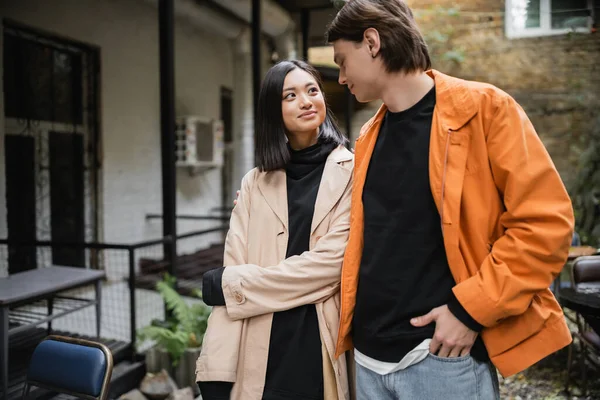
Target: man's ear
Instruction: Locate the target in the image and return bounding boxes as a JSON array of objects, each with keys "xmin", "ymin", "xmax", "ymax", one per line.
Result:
[{"xmin": 363, "ymin": 28, "xmax": 381, "ymax": 58}]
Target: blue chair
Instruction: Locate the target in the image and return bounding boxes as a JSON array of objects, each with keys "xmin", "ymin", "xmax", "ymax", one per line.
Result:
[{"xmin": 22, "ymin": 335, "xmax": 113, "ymax": 400}]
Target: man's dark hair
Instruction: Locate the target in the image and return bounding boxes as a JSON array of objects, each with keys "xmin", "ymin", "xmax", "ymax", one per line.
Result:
[
  {"xmin": 326, "ymin": 0, "xmax": 431, "ymax": 74},
  {"xmin": 255, "ymin": 60, "xmax": 348, "ymax": 172}
]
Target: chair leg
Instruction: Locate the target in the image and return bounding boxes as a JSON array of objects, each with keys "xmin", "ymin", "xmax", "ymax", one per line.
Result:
[
  {"xmin": 47, "ymin": 298, "xmax": 54, "ymax": 335},
  {"xmin": 95, "ymin": 280, "xmax": 102, "ymax": 339},
  {"xmin": 581, "ymin": 344, "xmax": 588, "ymax": 396},
  {"xmin": 565, "ymin": 342, "xmax": 574, "ymax": 393},
  {"xmin": 21, "ymin": 383, "xmax": 31, "ymax": 400}
]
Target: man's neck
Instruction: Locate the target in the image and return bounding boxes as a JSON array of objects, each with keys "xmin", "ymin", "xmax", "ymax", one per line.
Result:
[{"xmin": 380, "ymin": 71, "xmax": 435, "ymax": 113}]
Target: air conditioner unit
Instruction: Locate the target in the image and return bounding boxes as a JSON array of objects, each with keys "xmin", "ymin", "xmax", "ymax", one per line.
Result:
[{"xmin": 175, "ymin": 116, "xmax": 224, "ymax": 170}]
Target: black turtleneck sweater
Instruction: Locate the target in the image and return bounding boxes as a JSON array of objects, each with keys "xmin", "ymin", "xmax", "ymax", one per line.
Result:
[
  {"xmin": 200, "ymin": 141, "xmax": 336, "ymax": 400},
  {"xmin": 263, "ymin": 140, "xmax": 335, "ymax": 400}
]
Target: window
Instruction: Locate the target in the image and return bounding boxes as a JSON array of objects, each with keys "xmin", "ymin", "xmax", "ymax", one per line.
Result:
[
  {"xmin": 505, "ymin": 0, "xmax": 599, "ymax": 38},
  {"xmin": 4, "ymin": 31, "xmax": 83, "ymax": 124}
]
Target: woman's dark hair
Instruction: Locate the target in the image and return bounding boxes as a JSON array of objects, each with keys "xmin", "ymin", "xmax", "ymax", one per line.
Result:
[
  {"xmin": 326, "ymin": 0, "xmax": 431, "ymax": 74},
  {"xmin": 255, "ymin": 60, "xmax": 348, "ymax": 172}
]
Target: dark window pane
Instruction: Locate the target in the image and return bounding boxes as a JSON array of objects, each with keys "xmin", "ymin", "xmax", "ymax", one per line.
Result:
[
  {"xmin": 4, "ymin": 33, "xmax": 52, "ymax": 121},
  {"xmin": 5, "ymin": 135, "xmax": 38, "ymax": 274},
  {"xmin": 3, "ymin": 33, "xmax": 83, "ymax": 124},
  {"xmin": 53, "ymin": 50, "xmax": 83, "ymax": 124},
  {"xmin": 552, "ymin": 0, "xmax": 588, "ymax": 11},
  {"xmin": 3, "ymin": 33, "xmax": 22, "ymax": 119},
  {"xmin": 525, "ymin": 0, "xmax": 541, "ymax": 27},
  {"xmin": 49, "ymin": 132, "xmax": 85, "ymax": 267},
  {"xmin": 551, "ymin": 0, "xmax": 590, "ymax": 29}
]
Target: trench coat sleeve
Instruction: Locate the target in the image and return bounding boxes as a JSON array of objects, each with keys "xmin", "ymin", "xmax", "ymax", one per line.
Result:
[
  {"xmin": 221, "ymin": 175, "xmax": 352, "ymax": 320},
  {"xmin": 195, "ymin": 169, "xmax": 256, "ymax": 383}
]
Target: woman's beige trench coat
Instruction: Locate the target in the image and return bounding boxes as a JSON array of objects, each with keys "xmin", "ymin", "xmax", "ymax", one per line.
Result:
[{"xmin": 195, "ymin": 145, "xmax": 355, "ymax": 400}]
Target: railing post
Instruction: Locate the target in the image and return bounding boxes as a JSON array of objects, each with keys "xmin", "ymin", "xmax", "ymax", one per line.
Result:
[
  {"xmin": 128, "ymin": 247, "xmax": 137, "ymax": 361},
  {"xmin": 159, "ymin": 0, "xmax": 178, "ymax": 288},
  {"xmin": 166, "ymin": 235, "xmax": 175, "ymax": 319}
]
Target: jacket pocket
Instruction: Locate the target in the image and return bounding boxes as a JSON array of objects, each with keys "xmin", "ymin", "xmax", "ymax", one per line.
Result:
[{"xmin": 482, "ymin": 295, "xmax": 547, "ymax": 357}]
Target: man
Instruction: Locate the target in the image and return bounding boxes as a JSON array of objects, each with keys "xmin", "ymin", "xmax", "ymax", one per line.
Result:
[{"xmin": 326, "ymin": 1, "xmax": 575, "ymax": 399}]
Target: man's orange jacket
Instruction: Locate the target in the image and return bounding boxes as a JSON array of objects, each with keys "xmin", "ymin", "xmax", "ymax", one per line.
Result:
[{"xmin": 335, "ymin": 70, "xmax": 575, "ymax": 377}]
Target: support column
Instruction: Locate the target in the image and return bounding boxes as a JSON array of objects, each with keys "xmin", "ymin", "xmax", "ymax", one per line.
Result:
[
  {"xmin": 0, "ymin": 25, "xmax": 6, "ymax": 278},
  {"xmin": 252, "ymin": 0, "xmax": 262, "ymax": 124},
  {"xmin": 159, "ymin": 0, "xmax": 177, "ymax": 275},
  {"xmin": 232, "ymin": 29, "xmax": 255, "ymax": 196}
]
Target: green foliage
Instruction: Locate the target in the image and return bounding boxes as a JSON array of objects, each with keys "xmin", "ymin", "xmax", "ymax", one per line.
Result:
[
  {"xmin": 442, "ymin": 50, "xmax": 465, "ymax": 64},
  {"xmin": 137, "ymin": 273, "xmax": 211, "ymax": 366},
  {"xmin": 570, "ymin": 115, "xmax": 600, "ymax": 246},
  {"xmin": 414, "ymin": 6, "xmax": 465, "ymax": 71}
]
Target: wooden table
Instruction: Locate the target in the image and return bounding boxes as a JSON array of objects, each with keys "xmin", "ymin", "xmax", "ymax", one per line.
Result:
[
  {"xmin": 560, "ymin": 285, "xmax": 600, "ymax": 310},
  {"xmin": 0, "ymin": 266, "xmax": 105, "ymax": 399},
  {"xmin": 559, "ymin": 286, "xmax": 600, "ymax": 333},
  {"xmin": 568, "ymin": 246, "xmax": 599, "ymax": 260}
]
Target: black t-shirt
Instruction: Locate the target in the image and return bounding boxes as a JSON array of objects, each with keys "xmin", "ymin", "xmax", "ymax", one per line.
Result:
[{"xmin": 353, "ymin": 88, "xmax": 487, "ymax": 363}]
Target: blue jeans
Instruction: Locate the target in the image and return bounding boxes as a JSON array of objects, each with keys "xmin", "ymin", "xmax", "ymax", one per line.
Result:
[{"xmin": 356, "ymin": 354, "xmax": 500, "ymax": 400}]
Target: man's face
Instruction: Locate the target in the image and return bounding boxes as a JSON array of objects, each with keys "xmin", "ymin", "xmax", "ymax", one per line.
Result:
[{"xmin": 333, "ymin": 39, "xmax": 381, "ymax": 103}]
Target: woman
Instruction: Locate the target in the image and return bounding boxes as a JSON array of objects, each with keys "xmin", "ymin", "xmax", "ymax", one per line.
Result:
[{"xmin": 195, "ymin": 60, "xmax": 354, "ymax": 400}]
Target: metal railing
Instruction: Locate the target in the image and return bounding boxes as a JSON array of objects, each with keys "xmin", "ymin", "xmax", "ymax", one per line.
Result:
[{"xmin": 0, "ymin": 225, "xmax": 228, "ymax": 357}]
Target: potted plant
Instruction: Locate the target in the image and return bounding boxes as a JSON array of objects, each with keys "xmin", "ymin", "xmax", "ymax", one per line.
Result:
[{"xmin": 137, "ymin": 274, "xmax": 211, "ymax": 392}]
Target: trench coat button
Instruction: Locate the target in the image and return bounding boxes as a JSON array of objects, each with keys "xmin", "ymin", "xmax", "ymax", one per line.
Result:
[{"xmin": 235, "ymin": 293, "xmax": 244, "ymax": 303}]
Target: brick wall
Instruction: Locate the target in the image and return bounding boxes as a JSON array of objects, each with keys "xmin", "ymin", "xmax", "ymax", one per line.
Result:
[{"xmin": 407, "ymin": 0, "xmax": 600, "ymax": 186}]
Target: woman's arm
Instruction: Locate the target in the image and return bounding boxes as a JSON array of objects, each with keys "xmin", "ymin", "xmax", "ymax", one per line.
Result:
[
  {"xmin": 219, "ymin": 174, "xmax": 352, "ymax": 320},
  {"xmin": 195, "ymin": 170, "xmax": 256, "ymax": 388}
]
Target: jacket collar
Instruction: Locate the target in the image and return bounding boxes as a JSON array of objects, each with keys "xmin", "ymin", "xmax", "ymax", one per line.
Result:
[
  {"xmin": 326, "ymin": 144, "xmax": 353, "ymax": 163},
  {"xmin": 257, "ymin": 145, "xmax": 353, "ymax": 234},
  {"xmin": 360, "ymin": 69, "xmax": 478, "ymax": 137},
  {"xmin": 427, "ymin": 69, "xmax": 477, "ymax": 131}
]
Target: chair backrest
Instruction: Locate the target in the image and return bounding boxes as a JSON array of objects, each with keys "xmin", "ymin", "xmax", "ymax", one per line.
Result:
[
  {"xmin": 571, "ymin": 255, "xmax": 600, "ymax": 286},
  {"xmin": 24, "ymin": 335, "xmax": 113, "ymax": 400}
]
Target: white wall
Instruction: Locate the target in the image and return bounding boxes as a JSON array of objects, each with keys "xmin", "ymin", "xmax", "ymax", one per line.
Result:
[{"xmin": 0, "ymin": 0, "xmax": 239, "ymax": 276}]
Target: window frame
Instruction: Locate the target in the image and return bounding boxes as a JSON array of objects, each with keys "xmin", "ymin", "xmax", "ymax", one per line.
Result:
[{"xmin": 505, "ymin": 0, "xmax": 595, "ymax": 39}]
